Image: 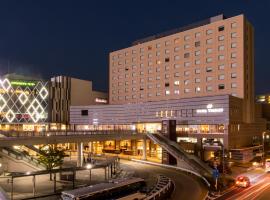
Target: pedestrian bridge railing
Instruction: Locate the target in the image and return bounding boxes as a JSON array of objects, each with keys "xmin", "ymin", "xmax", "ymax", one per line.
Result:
[{"xmin": 0, "ymin": 130, "xmax": 141, "ymax": 138}]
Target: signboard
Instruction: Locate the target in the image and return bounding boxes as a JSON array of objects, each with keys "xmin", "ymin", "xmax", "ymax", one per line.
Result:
[{"xmin": 196, "ymin": 104, "xmax": 224, "ymax": 114}]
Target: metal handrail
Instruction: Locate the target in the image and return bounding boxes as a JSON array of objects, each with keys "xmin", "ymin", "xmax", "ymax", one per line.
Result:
[
  {"xmin": 145, "ymin": 175, "xmax": 174, "ymax": 200},
  {"xmin": 0, "ymin": 130, "xmax": 142, "ymax": 139}
]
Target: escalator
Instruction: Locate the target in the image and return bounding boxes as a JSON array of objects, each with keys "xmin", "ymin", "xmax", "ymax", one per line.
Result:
[
  {"xmin": 147, "ymin": 133, "xmax": 212, "ymax": 176},
  {"xmin": 0, "ymin": 147, "xmax": 45, "ymax": 170}
]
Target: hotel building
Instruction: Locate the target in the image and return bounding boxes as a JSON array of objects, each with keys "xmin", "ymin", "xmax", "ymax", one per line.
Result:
[
  {"xmin": 109, "ymin": 14, "xmax": 254, "ymax": 123},
  {"xmin": 70, "ymin": 14, "xmax": 266, "ymax": 163}
]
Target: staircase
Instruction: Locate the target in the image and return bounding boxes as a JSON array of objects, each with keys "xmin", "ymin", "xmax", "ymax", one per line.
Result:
[{"xmin": 147, "ymin": 133, "xmax": 212, "ymax": 176}]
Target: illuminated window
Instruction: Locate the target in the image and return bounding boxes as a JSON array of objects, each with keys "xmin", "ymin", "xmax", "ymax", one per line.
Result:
[
  {"xmin": 195, "ymin": 50, "xmax": 200, "ymax": 56},
  {"xmin": 231, "ymin": 73, "xmax": 237, "ymax": 78},
  {"xmin": 195, "ymin": 59, "xmax": 201, "ymax": 65},
  {"xmin": 184, "ymin": 71, "xmax": 190, "ymax": 76},
  {"xmin": 231, "ymin": 63, "xmax": 237, "ymax": 68},
  {"xmin": 206, "ymin": 39, "xmax": 213, "ymax": 44},
  {"xmin": 174, "ymin": 90, "xmax": 180, "ymax": 94},
  {"xmin": 165, "ymin": 90, "xmax": 170, "ymax": 95},
  {"xmin": 218, "ymin": 55, "xmax": 225, "ymax": 60},
  {"xmin": 184, "ymin": 80, "xmax": 190, "ymax": 85},
  {"xmin": 175, "ymin": 55, "xmax": 180, "ymax": 60},
  {"xmin": 184, "ymin": 35, "xmax": 190, "ymax": 41},
  {"xmin": 231, "ymin": 43, "xmax": 237, "ymax": 48},
  {"xmin": 184, "ymin": 62, "xmax": 190, "ymax": 67},
  {"xmin": 184, "ymin": 44, "xmax": 190, "ymax": 49},
  {"xmin": 174, "ymin": 72, "xmax": 180, "ymax": 77},
  {"xmin": 206, "ymin": 86, "xmax": 213, "ymax": 91},
  {"xmin": 231, "ymin": 53, "xmax": 237, "ymax": 58},
  {"xmin": 218, "ymin": 45, "xmax": 225, "ymax": 51},
  {"xmin": 174, "ymin": 81, "xmax": 180, "ymax": 85},
  {"xmin": 231, "ymin": 32, "xmax": 237, "ymax": 38},
  {"xmin": 184, "ymin": 88, "xmax": 190, "ymax": 93},
  {"xmin": 206, "ymin": 76, "xmax": 213, "ymax": 82},
  {"xmin": 231, "ymin": 83, "xmax": 237, "ymax": 88},
  {"xmin": 231, "ymin": 22, "xmax": 237, "ymax": 28},
  {"xmin": 195, "ymin": 32, "xmax": 201, "ymax": 38},
  {"xmin": 206, "ymin": 48, "xmax": 213, "ymax": 54},
  {"xmin": 195, "ymin": 69, "xmax": 201, "ymax": 74},
  {"xmin": 165, "ymin": 41, "xmax": 170, "ymax": 46},
  {"xmin": 195, "ymin": 78, "xmax": 200, "ymax": 83},
  {"xmin": 174, "ymin": 64, "xmax": 180, "ymax": 69},
  {"xmin": 206, "ymin": 29, "xmax": 213, "ymax": 35},
  {"xmin": 218, "ymin": 35, "xmax": 225, "ymax": 41},
  {"xmin": 219, "ymin": 64, "xmax": 225, "ymax": 70},
  {"xmin": 195, "ymin": 87, "xmax": 201, "ymax": 93},
  {"xmin": 206, "ymin": 57, "xmax": 213, "ymax": 63},
  {"xmin": 219, "ymin": 74, "xmax": 225, "ymax": 80}
]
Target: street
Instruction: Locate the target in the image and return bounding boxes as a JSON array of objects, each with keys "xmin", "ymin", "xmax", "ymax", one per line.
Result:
[{"xmin": 216, "ymin": 169, "xmax": 270, "ymax": 200}]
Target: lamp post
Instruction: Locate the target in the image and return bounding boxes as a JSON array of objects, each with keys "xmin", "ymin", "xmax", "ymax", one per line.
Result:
[
  {"xmin": 86, "ymin": 164, "xmax": 93, "ymax": 182},
  {"xmin": 262, "ymin": 131, "xmax": 268, "ymax": 166}
]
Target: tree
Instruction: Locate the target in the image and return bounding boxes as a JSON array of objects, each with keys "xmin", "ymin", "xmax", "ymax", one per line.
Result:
[{"xmin": 37, "ymin": 144, "xmax": 67, "ymax": 180}]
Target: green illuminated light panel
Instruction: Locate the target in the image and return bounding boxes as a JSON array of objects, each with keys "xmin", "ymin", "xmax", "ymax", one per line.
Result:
[{"xmin": 10, "ymin": 81, "xmax": 36, "ymax": 87}]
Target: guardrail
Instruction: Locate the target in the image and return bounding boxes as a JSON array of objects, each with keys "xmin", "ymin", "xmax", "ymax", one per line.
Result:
[
  {"xmin": 0, "ymin": 130, "xmax": 141, "ymax": 138},
  {"xmin": 145, "ymin": 175, "xmax": 174, "ymax": 200},
  {"xmin": 131, "ymin": 159, "xmax": 211, "ymax": 188}
]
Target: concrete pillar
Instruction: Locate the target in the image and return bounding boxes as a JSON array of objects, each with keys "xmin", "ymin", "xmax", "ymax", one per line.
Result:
[
  {"xmin": 77, "ymin": 142, "xmax": 83, "ymax": 167},
  {"xmin": 142, "ymin": 138, "xmax": 147, "ymax": 160}
]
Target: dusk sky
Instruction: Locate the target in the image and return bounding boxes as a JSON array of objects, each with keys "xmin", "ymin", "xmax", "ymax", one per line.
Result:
[{"xmin": 0, "ymin": 1, "xmax": 269, "ymax": 93}]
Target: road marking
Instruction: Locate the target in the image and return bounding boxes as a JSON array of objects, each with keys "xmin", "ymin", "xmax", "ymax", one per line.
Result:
[
  {"xmin": 239, "ymin": 183, "xmax": 270, "ymax": 200},
  {"xmin": 249, "ymin": 183, "xmax": 270, "ymax": 200},
  {"xmin": 225, "ymin": 178, "xmax": 268, "ymax": 200}
]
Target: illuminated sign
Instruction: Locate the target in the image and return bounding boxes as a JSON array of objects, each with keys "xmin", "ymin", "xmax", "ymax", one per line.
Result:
[
  {"xmin": 196, "ymin": 104, "xmax": 224, "ymax": 114},
  {"xmin": 95, "ymin": 98, "xmax": 107, "ymax": 103},
  {"xmin": 10, "ymin": 81, "xmax": 36, "ymax": 87}
]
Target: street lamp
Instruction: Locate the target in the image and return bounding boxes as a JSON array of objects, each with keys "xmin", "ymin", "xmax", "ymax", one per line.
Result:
[
  {"xmin": 262, "ymin": 131, "xmax": 269, "ymax": 166},
  {"xmin": 86, "ymin": 164, "xmax": 93, "ymax": 182}
]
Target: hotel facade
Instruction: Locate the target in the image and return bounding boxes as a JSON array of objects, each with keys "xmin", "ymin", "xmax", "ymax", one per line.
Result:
[{"xmin": 70, "ymin": 14, "xmax": 266, "ymax": 162}]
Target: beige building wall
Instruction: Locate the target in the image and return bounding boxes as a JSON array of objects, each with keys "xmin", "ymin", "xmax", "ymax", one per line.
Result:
[
  {"xmin": 50, "ymin": 76, "xmax": 108, "ymax": 124},
  {"xmin": 109, "ymin": 14, "xmax": 254, "ymax": 122}
]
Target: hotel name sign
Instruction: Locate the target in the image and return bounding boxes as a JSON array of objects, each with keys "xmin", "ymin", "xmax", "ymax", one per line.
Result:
[{"xmin": 196, "ymin": 104, "xmax": 224, "ymax": 114}]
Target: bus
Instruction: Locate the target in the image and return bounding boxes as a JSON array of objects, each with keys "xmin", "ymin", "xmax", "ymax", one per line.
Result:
[
  {"xmin": 265, "ymin": 159, "xmax": 270, "ymax": 172},
  {"xmin": 61, "ymin": 177, "xmax": 146, "ymax": 200}
]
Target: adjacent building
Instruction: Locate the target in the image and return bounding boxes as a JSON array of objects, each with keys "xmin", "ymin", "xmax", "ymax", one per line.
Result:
[
  {"xmin": 0, "ymin": 74, "xmax": 49, "ymax": 132},
  {"xmin": 0, "ymin": 74, "xmax": 108, "ymax": 131},
  {"xmin": 50, "ymin": 76, "xmax": 107, "ymax": 128}
]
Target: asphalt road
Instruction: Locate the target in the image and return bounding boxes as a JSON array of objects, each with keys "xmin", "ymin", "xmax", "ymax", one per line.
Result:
[
  {"xmin": 216, "ymin": 169, "xmax": 270, "ymax": 200},
  {"xmin": 120, "ymin": 160, "xmax": 208, "ymax": 200}
]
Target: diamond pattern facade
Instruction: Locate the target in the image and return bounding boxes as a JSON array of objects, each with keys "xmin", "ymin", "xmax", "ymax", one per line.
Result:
[{"xmin": 0, "ymin": 78, "xmax": 49, "ymax": 123}]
